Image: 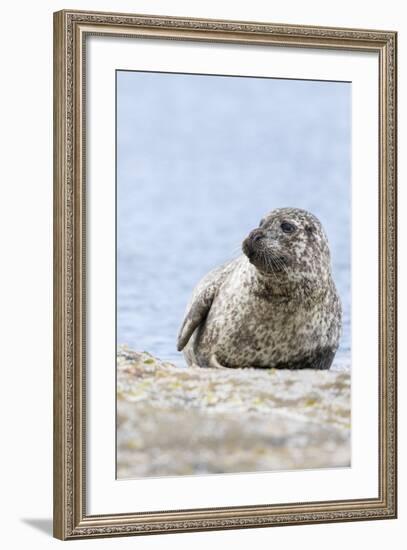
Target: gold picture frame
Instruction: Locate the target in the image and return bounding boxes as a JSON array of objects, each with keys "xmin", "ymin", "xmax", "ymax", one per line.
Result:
[{"xmin": 53, "ymin": 9, "xmax": 397, "ymax": 540}]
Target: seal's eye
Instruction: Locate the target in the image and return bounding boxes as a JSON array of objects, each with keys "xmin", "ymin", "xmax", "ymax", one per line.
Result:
[
  {"xmin": 259, "ymin": 218, "xmax": 265, "ymax": 227},
  {"xmin": 280, "ymin": 221, "xmax": 296, "ymax": 234}
]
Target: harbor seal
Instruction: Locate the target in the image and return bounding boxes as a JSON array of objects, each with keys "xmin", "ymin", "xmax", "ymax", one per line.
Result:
[{"xmin": 177, "ymin": 207, "xmax": 342, "ymax": 370}]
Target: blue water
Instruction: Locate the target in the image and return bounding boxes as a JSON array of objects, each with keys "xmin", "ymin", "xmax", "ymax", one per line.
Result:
[{"xmin": 117, "ymin": 71, "xmax": 351, "ymax": 370}]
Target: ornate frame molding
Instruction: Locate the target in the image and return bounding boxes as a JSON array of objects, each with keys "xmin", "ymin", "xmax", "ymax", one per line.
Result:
[{"xmin": 53, "ymin": 9, "xmax": 397, "ymax": 540}]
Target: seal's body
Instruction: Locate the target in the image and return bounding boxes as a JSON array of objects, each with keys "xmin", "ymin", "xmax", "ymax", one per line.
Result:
[{"xmin": 177, "ymin": 208, "xmax": 342, "ymax": 370}]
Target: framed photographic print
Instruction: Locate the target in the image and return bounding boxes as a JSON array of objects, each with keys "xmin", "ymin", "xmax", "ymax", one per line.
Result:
[{"xmin": 53, "ymin": 9, "xmax": 397, "ymax": 540}]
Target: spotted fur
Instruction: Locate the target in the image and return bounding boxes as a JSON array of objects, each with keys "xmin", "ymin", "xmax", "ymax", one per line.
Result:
[{"xmin": 177, "ymin": 208, "xmax": 342, "ymax": 370}]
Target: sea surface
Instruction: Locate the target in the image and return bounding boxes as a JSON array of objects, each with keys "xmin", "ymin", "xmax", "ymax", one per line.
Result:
[{"xmin": 117, "ymin": 71, "xmax": 351, "ymax": 371}]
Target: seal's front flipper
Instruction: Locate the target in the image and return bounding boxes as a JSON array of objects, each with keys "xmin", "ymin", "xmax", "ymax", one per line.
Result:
[
  {"xmin": 209, "ymin": 354, "xmax": 229, "ymax": 369},
  {"xmin": 177, "ymin": 288, "xmax": 214, "ymax": 351}
]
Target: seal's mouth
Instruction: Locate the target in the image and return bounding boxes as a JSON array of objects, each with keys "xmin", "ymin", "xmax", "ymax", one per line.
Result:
[
  {"xmin": 242, "ymin": 229, "xmax": 265, "ymax": 260},
  {"xmin": 242, "ymin": 232, "xmax": 288, "ymax": 274},
  {"xmin": 242, "ymin": 238, "xmax": 254, "ymax": 260}
]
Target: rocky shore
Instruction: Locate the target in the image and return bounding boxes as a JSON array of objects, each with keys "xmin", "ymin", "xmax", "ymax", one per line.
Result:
[{"xmin": 117, "ymin": 347, "xmax": 350, "ymax": 479}]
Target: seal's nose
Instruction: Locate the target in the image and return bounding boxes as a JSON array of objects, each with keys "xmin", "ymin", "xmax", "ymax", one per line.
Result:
[{"xmin": 249, "ymin": 229, "xmax": 265, "ymax": 243}]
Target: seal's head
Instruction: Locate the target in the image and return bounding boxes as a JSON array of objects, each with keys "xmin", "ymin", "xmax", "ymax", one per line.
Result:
[{"xmin": 242, "ymin": 207, "xmax": 332, "ymax": 288}]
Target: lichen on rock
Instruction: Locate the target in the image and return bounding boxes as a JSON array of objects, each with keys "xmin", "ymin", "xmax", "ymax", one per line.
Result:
[{"xmin": 117, "ymin": 346, "xmax": 350, "ymax": 479}]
